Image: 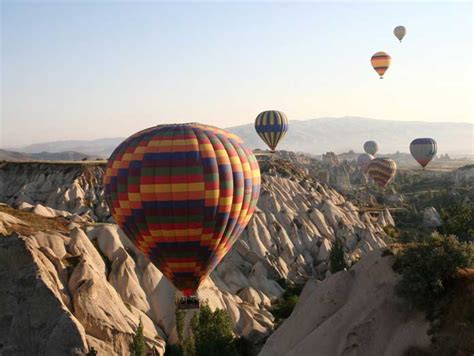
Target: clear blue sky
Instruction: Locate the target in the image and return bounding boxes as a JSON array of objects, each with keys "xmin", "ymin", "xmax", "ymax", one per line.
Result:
[{"xmin": 1, "ymin": 1, "xmax": 472, "ymax": 147}]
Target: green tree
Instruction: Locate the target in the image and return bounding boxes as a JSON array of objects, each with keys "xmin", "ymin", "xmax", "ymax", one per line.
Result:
[
  {"xmin": 270, "ymin": 283, "xmax": 304, "ymax": 324},
  {"xmin": 191, "ymin": 305, "xmax": 237, "ymax": 356},
  {"xmin": 166, "ymin": 305, "xmax": 248, "ymax": 356},
  {"xmin": 440, "ymin": 203, "xmax": 473, "ymax": 241},
  {"xmin": 393, "ymin": 233, "xmax": 474, "ymax": 313},
  {"xmin": 130, "ymin": 319, "xmax": 145, "ymax": 356},
  {"xmin": 330, "ymin": 239, "xmax": 347, "ymax": 273}
]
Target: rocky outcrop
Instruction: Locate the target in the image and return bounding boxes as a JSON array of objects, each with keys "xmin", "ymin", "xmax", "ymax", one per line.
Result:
[
  {"xmin": 0, "ymin": 234, "xmax": 88, "ymax": 355},
  {"xmin": 423, "ymin": 206, "xmax": 442, "ymax": 229},
  {"xmin": 0, "ymin": 162, "xmax": 108, "ymax": 222},
  {"xmin": 0, "ymin": 159, "xmax": 394, "ymax": 353},
  {"xmin": 260, "ymin": 250, "xmax": 431, "ymax": 356}
]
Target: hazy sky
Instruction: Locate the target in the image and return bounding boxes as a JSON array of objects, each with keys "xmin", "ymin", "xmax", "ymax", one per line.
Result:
[{"xmin": 1, "ymin": 1, "xmax": 472, "ymax": 147}]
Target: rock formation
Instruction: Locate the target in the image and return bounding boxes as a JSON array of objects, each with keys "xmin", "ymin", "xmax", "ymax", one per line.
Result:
[
  {"xmin": 0, "ymin": 158, "xmax": 393, "ymax": 354},
  {"xmin": 260, "ymin": 250, "xmax": 431, "ymax": 356}
]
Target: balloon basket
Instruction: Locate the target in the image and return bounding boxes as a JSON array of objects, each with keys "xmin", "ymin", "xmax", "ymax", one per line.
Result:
[{"xmin": 177, "ymin": 295, "xmax": 201, "ymax": 310}]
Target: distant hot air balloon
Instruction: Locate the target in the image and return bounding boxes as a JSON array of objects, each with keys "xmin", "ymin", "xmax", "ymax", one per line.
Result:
[
  {"xmin": 394, "ymin": 26, "xmax": 406, "ymax": 42},
  {"xmin": 371, "ymin": 52, "xmax": 391, "ymax": 79},
  {"xmin": 410, "ymin": 138, "xmax": 437, "ymax": 168},
  {"xmin": 104, "ymin": 123, "xmax": 261, "ymax": 297},
  {"xmin": 364, "ymin": 140, "xmax": 379, "ymax": 156},
  {"xmin": 255, "ymin": 110, "xmax": 288, "ymax": 152},
  {"xmin": 357, "ymin": 153, "xmax": 374, "ymax": 173},
  {"xmin": 367, "ymin": 158, "xmax": 397, "ymax": 187}
]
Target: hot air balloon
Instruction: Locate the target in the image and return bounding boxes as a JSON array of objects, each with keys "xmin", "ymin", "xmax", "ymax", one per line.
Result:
[
  {"xmin": 371, "ymin": 52, "xmax": 391, "ymax": 79},
  {"xmin": 410, "ymin": 138, "xmax": 437, "ymax": 168},
  {"xmin": 104, "ymin": 123, "xmax": 261, "ymax": 298},
  {"xmin": 394, "ymin": 26, "xmax": 406, "ymax": 42},
  {"xmin": 364, "ymin": 140, "xmax": 379, "ymax": 156},
  {"xmin": 255, "ymin": 110, "xmax": 288, "ymax": 152},
  {"xmin": 367, "ymin": 158, "xmax": 397, "ymax": 187},
  {"xmin": 357, "ymin": 153, "xmax": 374, "ymax": 173}
]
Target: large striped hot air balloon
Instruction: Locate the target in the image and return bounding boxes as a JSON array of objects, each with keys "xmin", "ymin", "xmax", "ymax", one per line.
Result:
[
  {"xmin": 394, "ymin": 26, "xmax": 406, "ymax": 42},
  {"xmin": 255, "ymin": 110, "xmax": 288, "ymax": 152},
  {"xmin": 371, "ymin": 52, "xmax": 391, "ymax": 79},
  {"xmin": 367, "ymin": 158, "xmax": 397, "ymax": 187},
  {"xmin": 410, "ymin": 138, "xmax": 437, "ymax": 168},
  {"xmin": 357, "ymin": 153, "xmax": 374, "ymax": 173},
  {"xmin": 104, "ymin": 123, "xmax": 261, "ymax": 297},
  {"xmin": 364, "ymin": 140, "xmax": 379, "ymax": 156}
]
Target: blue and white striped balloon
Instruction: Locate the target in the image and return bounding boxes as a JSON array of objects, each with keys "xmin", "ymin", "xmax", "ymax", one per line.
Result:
[{"xmin": 255, "ymin": 111, "xmax": 288, "ymax": 152}]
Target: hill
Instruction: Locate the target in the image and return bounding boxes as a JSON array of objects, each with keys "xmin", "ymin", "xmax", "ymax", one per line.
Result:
[
  {"xmin": 14, "ymin": 137, "xmax": 123, "ymax": 157},
  {"xmin": 229, "ymin": 117, "xmax": 473, "ymax": 155},
  {"xmin": 0, "ymin": 149, "xmax": 102, "ymax": 161},
  {"xmin": 4, "ymin": 117, "xmax": 472, "ymax": 158}
]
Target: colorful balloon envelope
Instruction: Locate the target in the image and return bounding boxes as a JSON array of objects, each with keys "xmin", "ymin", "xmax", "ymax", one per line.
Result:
[
  {"xmin": 363, "ymin": 140, "xmax": 379, "ymax": 156},
  {"xmin": 367, "ymin": 158, "xmax": 397, "ymax": 187},
  {"xmin": 357, "ymin": 153, "xmax": 374, "ymax": 173},
  {"xmin": 255, "ymin": 110, "xmax": 288, "ymax": 152},
  {"xmin": 394, "ymin": 26, "xmax": 406, "ymax": 42},
  {"xmin": 410, "ymin": 138, "xmax": 437, "ymax": 168},
  {"xmin": 104, "ymin": 123, "xmax": 261, "ymax": 296},
  {"xmin": 371, "ymin": 52, "xmax": 391, "ymax": 79}
]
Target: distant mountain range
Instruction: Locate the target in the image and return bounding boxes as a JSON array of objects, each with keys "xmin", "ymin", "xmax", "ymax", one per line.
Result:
[
  {"xmin": 3, "ymin": 117, "xmax": 473, "ymax": 158},
  {"xmin": 0, "ymin": 149, "xmax": 102, "ymax": 162},
  {"xmin": 13, "ymin": 138, "xmax": 123, "ymax": 157},
  {"xmin": 228, "ymin": 117, "xmax": 473, "ymax": 155}
]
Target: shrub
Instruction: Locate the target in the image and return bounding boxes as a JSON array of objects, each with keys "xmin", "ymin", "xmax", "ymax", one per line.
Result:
[
  {"xmin": 130, "ymin": 319, "xmax": 145, "ymax": 356},
  {"xmin": 393, "ymin": 233, "xmax": 474, "ymax": 313},
  {"xmin": 276, "ymin": 278, "xmax": 289, "ymax": 290},
  {"xmin": 271, "ymin": 295, "xmax": 299, "ymax": 320},
  {"xmin": 329, "ymin": 239, "xmax": 347, "ymax": 273},
  {"xmin": 270, "ymin": 282, "xmax": 304, "ymax": 322},
  {"xmin": 86, "ymin": 347, "xmax": 97, "ymax": 356}
]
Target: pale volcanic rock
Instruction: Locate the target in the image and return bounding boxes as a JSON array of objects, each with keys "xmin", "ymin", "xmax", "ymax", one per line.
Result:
[
  {"xmin": 238, "ymin": 286, "xmax": 271, "ymax": 307},
  {"xmin": 0, "ymin": 158, "xmax": 394, "ymax": 352},
  {"xmin": 68, "ymin": 258, "xmax": 166, "ymax": 354},
  {"xmin": 0, "ymin": 211, "xmax": 25, "ymax": 234},
  {"xmin": 31, "ymin": 231, "xmax": 69, "ymax": 259},
  {"xmin": 33, "ymin": 203, "xmax": 60, "ymax": 218},
  {"xmin": 315, "ymin": 238, "xmax": 332, "ymax": 262},
  {"xmin": 383, "ymin": 208, "xmax": 396, "ymax": 226},
  {"xmin": 17, "ymin": 201, "xmax": 34, "ymax": 211},
  {"xmin": 0, "ymin": 235, "xmax": 88, "ymax": 355},
  {"xmin": 260, "ymin": 251, "xmax": 431, "ymax": 356},
  {"xmin": 109, "ymin": 247, "xmax": 151, "ymax": 313},
  {"xmin": 67, "ymin": 227, "xmax": 106, "ymax": 276},
  {"xmin": 423, "ymin": 206, "xmax": 442, "ymax": 229},
  {"xmin": 33, "ymin": 203, "xmax": 71, "ymax": 218}
]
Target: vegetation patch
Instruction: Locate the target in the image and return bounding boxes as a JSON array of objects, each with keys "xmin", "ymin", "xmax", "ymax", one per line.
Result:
[
  {"xmin": 270, "ymin": 280, "xmax": 304, "ymax": 326},
  {"xmin": 166, "ymin": 305, "xmax": 255, "ymax": 356},
  {"xmin": 329, "ymin": 239, "xmax": 347, "ymax": 273},
  {"xmin": 393, "ymin": 233, "xmax": 473, "ymax": 315},
  {"xmin": 0, "ymin": 205, "xmax": 69, "ymax": 236}
]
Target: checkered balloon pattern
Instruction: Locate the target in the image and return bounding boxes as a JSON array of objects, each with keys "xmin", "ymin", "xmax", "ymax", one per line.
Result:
[{"xmin": 104, "ymin": 123, "xmax": 261, "ymax": 296}]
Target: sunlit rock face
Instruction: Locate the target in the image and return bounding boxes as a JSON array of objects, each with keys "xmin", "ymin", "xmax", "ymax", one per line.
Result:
[
  {"xmin": 260, "ymin": 251, "xmax": 431, "ymax": 356},
  {"xmin": 0, "ymin": 157, "xmax": 392, "ymax": 353}
]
